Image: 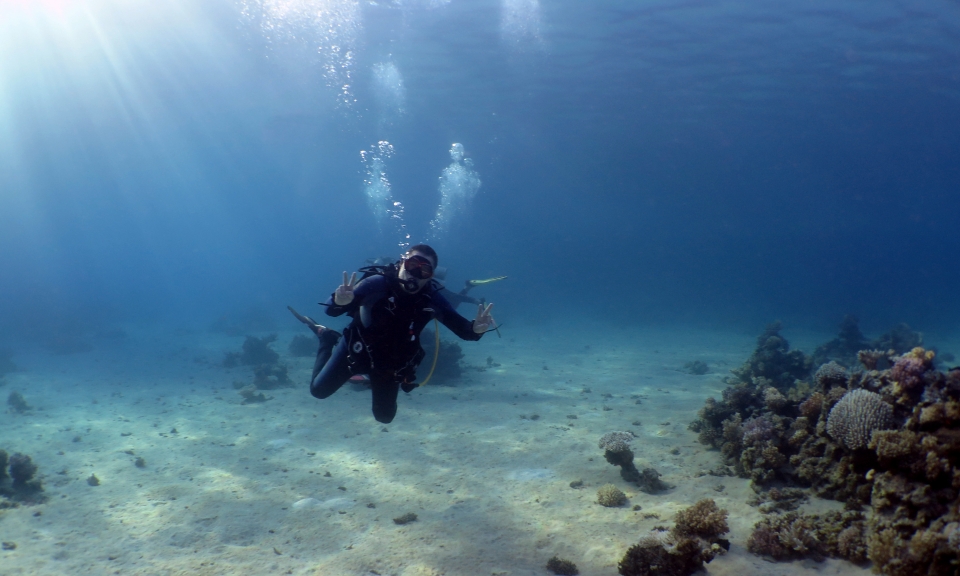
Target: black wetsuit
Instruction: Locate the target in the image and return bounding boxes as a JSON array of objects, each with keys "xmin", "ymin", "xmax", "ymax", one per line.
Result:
[
  {"xmin": 310, "ymin": 273, "xmax": 482, "ymax": 423},
  {"xmin": 437, "ymin": 287, "xmax": 482, "ymax": 310}
]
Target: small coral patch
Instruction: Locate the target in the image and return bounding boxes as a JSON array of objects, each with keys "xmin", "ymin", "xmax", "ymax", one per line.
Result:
[{"xmin": 597, "ymin": 484, "xmax": 627, "ymax": 507}]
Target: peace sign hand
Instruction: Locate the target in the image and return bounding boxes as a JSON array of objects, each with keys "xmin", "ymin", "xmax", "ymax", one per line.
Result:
[
  {"xmin": 334, "ymin": 271, "xmax": 358, "ymax": 306},
  {"xmin": 473, "ymin": 302, "xmax": 496, "ymax": 334}
]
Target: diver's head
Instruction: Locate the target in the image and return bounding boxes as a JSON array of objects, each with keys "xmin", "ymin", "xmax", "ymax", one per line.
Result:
[{"xmin": 398, "ymin": 244, "xmax": 438, "ymax": 293}]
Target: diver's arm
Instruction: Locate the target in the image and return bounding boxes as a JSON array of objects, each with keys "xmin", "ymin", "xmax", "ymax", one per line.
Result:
[
  {"xmin": 433, "ymin": 292, "xmax": 483, "ymax": 341},
  {"xmin": 323, "ymin": 293, "xmax": 351, "ymax": 317},
  {"xmin": 440, "ymin": 287, "xmax": 481, "ymax": 310},
  {"xmin": 472, "ymin": 303, "xmax": 496, "ymax": 334},
  {"xmin": 324, "ymin": 275, "xmax": 380, "ymax": 317}
]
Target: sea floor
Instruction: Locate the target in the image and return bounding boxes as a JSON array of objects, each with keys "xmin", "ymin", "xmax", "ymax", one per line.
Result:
[{"xmin": 4, "ymin": 319, "xmax": 952, "ymax": 576}]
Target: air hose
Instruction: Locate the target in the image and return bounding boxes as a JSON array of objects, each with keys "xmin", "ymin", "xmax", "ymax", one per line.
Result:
[{"xmin": 417, "ymin": 319, "xmax": 441, "ymax": 387}]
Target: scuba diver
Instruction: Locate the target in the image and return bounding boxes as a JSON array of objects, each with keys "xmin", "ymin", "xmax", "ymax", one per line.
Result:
[
  {"xmin": 287, "ymin": 244, "xmax": 497, "ymax": 423},
  {"xmin": 361, "ymin": 255, "xmax": 505, "ymax": 311}
]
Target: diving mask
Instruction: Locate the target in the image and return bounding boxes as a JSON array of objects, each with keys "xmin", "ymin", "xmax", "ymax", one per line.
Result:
[{"xmin": 401, "ymin": 255, "xmax": 434, "ymax": 280}]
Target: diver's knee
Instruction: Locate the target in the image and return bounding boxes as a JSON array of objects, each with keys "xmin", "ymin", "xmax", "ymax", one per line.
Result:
[
  {"xmin": 373, "ymin": 409, "xmax": 396, "ymax": 424},
  {"xmin": 321, "ymin": 330, "xmax": 342, "ymax": 346},
  {"xmin": 310, "ymin": 384, "xmax": 335, "ymax": 399}
]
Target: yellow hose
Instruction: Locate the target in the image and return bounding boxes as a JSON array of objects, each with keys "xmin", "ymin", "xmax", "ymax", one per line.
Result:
[{"xmin": 417, "ymin": 319, "xmax": 441, "ymax": 387}]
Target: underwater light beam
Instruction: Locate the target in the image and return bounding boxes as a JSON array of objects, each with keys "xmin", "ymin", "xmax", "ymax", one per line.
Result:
[
  {"xmin": 500, "ymin": 0, "xmax": 542, "ymax": 46},
  {"xmin": 428, "ymin": 143, "xmax": 481, "ymax": 240},
  {"xmin": 372, "ymin": 60, "xmax": 405, "ymax": 128},
  {"xmin": 361, "ymin": 141, "xmax": 410, "ymax": 249},
  {"xmin": 239, "ymin": 0, "xmax": 362, "ymax": 106}
]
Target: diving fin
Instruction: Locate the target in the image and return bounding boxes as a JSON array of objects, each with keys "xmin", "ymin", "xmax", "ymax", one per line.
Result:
[
  {"xmin": 287, "ymin": 306, "xmax": 327, "ymax": 336},
  {"xmin": 465, "ymin": 276, "xmax": 507, "ymax": 288},
  {"xmin": 287, "ymin": 305, "xmax": 314, "ymax": 326}
]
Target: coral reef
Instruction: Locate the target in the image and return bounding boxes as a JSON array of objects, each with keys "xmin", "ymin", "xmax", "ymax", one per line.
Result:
[
  {"xmin": 598, "ymin": 431, "xmax": 671, "ymax": 492},
  {"xmin": 814, "ymin": 361, "xmax": 849, "ymax": 391},
  {"xmin": 224, "ymin": 335, "xmax": 293, "ymax": 390},
  {"xmin": 673, "ymin": 498, "xmax": 729, "ymax": 539},
  {"xmin": 889, "ymin": 346, "xmax": 935, "ymax": 395},
  {"xmin": 747, "ymin": 511, "xmax": 867, "ymax": 564},
  {"xmin": 238, "ymin": 385, "xmax": 270, "ymax": 404},
  {"xmin": 619, "ymin": 531, "xmax": 708, "ymax": 576},
  {"xmin": 693, "ymin": 328, "xmax": 960, "ymax": 574},
  {"xmin": 393, "ymin": 512, "xmax": 417, "ymax": 525},
  {"xmin": 546, "ymin": 556, "xmax": 579, "ymax": 576},
  {"xmin": 763, "ymin": 387, "xmax": 788, "ymax": 412},
  {"xmin": 253, "ymin": 363, "xmax": 292, "ymax": 389},
  {"xmin": 288, "ymin": 334, "xmax": 317, "ymax": 357},
  {"xmin": 223, "ymin": 334, "xmax": 281, "ymax": 367},
  {"xmin": 240, "ymin": 334, "xmax": 280, "ymax": 366},
  {"xmin": 599, "ymin": 431, "xmax": 636, "ymax": 453},
  {"xmin": 739, "ymin": 413, "xmax": 790, "ymax": 484},
  {"xmin": 683, "ymin": 360, "xmax": 709, "ymax": 375},
  {"xmin": 858, "ymin": 349, "xmax": 894, "ymax": 371},
  {"xmin": 728, "ymin": 322, "xmax": 812, "ymax": 391},
  {"xmin": 690, "ymin": 387, "xmax": 793, "ymax": 485},
  {"xmin": 637, "ymin": 467, "xmax": 671, "ymax": 494},
  {"xmin": 748, "ymin": 487, "xmax": 808, "ymax": 513},
  {"xmin": 811, "ymin": 317, "xmax": 926, "ymax": 369},
  {"xmin": 687, "ymin": 323, "xmax": 811, "ymax": 459},
  {"xmin": 618, "ymin": 499, "xmax": 729, "ymax": 576},
  {"xmin": 6, "ymin": 391, "xmax": 30, "ymax": 413},
  {"xmin": 433, "ymin": 340, "xmax": 465, "ymax": 383},
  {"xmin": 811, "ymin": 315, "xmax": 869, "ymax": 368},
  {"xmin": 421, "ymin": 329, "xmax": 465, "ymax": 385},
  {"xmin": 599, "ymin": 431, "xmax": 641, "ymax": 484},
  {"xmin": 0, "ymin": 451, "xmax": 44, "ymax": 503},
  {"xmin": 873, "ymin": 323, "xmax": 924, "ymax": 356},
  {"xmin": 8, "ymin": 453, "xmax": 37, "ymax": 489},
  {"xmin": 798, "ymin": 392, "xmax": 824, "ymax": 418},
  {"xmin": 597, "ymin": 484, "xmax": 628, "ymax": 507},
  {"xmin": 825, "ymin": 389, "xmax": 895, "ymax": 450}
]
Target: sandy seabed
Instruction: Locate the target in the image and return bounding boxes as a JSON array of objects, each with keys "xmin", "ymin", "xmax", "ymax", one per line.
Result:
[{"xmin": 0, "ymin": 320, "xmax": 890, "ymax": 576}]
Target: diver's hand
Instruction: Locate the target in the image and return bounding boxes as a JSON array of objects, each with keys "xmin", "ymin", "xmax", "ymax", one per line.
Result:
[
  {"xmin": 334, "ymin": 271, "xmax": 358, "ymax": 306},
  {"xmin": 473, "ymin": 303, "xmax": 496, "ymax": 334}
]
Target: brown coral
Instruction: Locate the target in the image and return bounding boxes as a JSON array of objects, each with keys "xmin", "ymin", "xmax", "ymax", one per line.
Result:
[
  {"xmin": 599, "ymin": 431, "xmax": 636, "ymax": 453},
  {"xmin": 890, "ymin": 347, "xmax": 935, "ymax": 394},
  {"xmin": 618, "ymin": 531, "xmax": 711, "ymax": 576},
  {"xmin": 546, "ymin": 556, "xmax": 579, "ymax": 576},
  {"xmin": 747, "ymin": 512, "xmax": 824, "ymax": 561},
  {"xmin": 764, "ymin": 387, "xmax": 788, "ymax": 411},
  {"xmin": 799, "ymin": 392, "xmax": 824, "ymax": 418},
  {"xmin": 747, "ymin": 511, "xmax": 866, "ymax": 563},
  {"xmin": 599, "ymin": 431, "xmax": 643, "ymax": 486},
  {"xmin": 696, "ymin": 330, "xmax": 960, "ymax": 575},
  {"xmin": 836, "ymin": 524, "xmax": 868, "ymax": 564},
  {"xmin": 673, "ymin": 499, "xmax": 729, "ymax": 539},
  {"xmin": 870, "ymin": 429, "xmax": 918, "ymax": 462},
  {"xmin": 619, "ymin": 500, "xmax": 729, "ymax": 576},
  {"xmin": 815, "ymin": 361, "xmax": 848, "ymax": 391},
  {"xmin": 826, "ymin": 389, "xmax": 895, "ymax": 450},
  {"xmin": 866, "ymin": 519, "xmax": 960, "ymax": 576},
  {"xmin": 597, "ymin": 484, "xmax": 628, "ymax": 507},
  {"xmin": 858, "ymin": 349, "xmax": 892, "ymax": 371},
  {"xmin": 920, "ymin": 404, "xmax": 945, "ymax": 427}
]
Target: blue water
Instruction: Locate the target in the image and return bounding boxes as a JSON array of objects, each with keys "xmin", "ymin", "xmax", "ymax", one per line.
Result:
[{"xmin": 1, "ymin": 0, "xmax": 959, "ymax": 344}]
